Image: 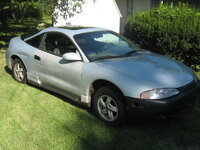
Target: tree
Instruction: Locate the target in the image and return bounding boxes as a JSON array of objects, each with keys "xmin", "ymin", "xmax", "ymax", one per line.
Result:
[
  {"xmin": 0, "ymin": 0, "xmax": 93, "ymax": 27},
  {"xmin": 40, "ymin": 0, "xmax": 85, "ymax": 25},
  {"xmin": 10, "ymin": 1, "xmax": 29, "ymax": 23},
  {"xmin": 0, "ymin": 1, "xmax": 10, "ymax": 27},
  {"xmin": 0, "ymin": 0, "xmax": 39, "ymax": 27}
]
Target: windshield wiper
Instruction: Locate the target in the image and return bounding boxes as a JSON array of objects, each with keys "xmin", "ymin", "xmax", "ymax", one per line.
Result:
[
  {"xmin": 93, "ymin": 55, "xmax": 120, "ymax": 61},
  {"xmin": 93, "ymin": 50, "xmax": 144, "ymax": 61},
  {"xmin": 123, "ymin": 50, "xmax": 142, "ymax": 56}
]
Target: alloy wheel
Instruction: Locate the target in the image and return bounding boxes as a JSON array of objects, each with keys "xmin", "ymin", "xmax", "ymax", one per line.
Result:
[
  {"xmin": 13, "ymin": 63, "xmax": 25, "ymax": 82},
  {"xmin": 97, "ymin": 95, "xmax": 119, "ymax": 121}
]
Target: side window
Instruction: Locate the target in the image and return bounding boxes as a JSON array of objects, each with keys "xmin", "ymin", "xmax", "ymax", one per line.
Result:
[
  {"xmin": 26, "ymin": 34, "xmax": 43, "ymax": 48},
  {"xmin": 43, "ymin": 32, "xmax": 76, "ymax": 56}
]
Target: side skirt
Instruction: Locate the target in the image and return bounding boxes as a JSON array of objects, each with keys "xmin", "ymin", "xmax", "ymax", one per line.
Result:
[{"xmin": 28, "ymin": 79, "xmax": 90, "ymax": 107}]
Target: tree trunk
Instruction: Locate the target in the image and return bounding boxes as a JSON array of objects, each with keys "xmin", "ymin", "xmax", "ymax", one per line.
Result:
[{"xmin": 0, "ymin": 10, "xmax": 8, "ymax": 27}]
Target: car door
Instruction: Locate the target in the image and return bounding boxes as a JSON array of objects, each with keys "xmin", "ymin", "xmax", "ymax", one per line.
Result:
[{"xmin": 34, "ymin": 32, "xmax": 83, "ymax": 96}]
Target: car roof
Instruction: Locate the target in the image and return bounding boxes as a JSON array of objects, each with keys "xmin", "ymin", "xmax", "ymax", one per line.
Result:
[{"xmin": 41, "ymin": 27, "xmax": 108, "ymax": 37}]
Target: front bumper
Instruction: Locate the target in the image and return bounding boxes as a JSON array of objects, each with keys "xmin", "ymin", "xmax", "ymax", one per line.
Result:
[{"xmin": 126, "ymin": 80, "xmax": 200, "ymax": 116}]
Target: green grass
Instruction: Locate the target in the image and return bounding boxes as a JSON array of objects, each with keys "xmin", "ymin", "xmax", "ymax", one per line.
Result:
[
  {"xmin": 1, "ymin": 17, "xmax": 200, "ymax": 149},
  {"xmin": 0, "ymin": 50, "xmax": 200, "ymax": 150}
]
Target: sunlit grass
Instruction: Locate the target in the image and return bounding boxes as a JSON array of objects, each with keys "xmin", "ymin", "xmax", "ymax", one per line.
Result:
[
  {"xmin": 0, "ymin": 50, "xmax": 200, "ymax": 149},
  {"xmin": 0, "ymin": 16, "xmax": 200, "ymax": 149}
]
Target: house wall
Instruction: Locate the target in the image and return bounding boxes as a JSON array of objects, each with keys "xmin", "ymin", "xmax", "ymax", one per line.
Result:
[
  {"xmin": 54, "ymin": 0, "xmax": 161, "ymax": 34},
  {"xmin": 150, "ymin": 0, "xmax": 161, "ymax": 9},
  {"xmin": 132, "ymin": 0, "xmax": 151, "ymax": 13},
  {"xmin": 116, "ymin": 0, "xmax": 152, "ymax": 33},
  {"xmin": 162, "ymin": 0, "xmax": 200, "ymax": 7},
  {"xmin": 54, "ymin": 0, "xmax": 121, "ymax": 33},
  {"xmin": 115, "ymin": 0, "xmax": 127, "ymax": 33}
]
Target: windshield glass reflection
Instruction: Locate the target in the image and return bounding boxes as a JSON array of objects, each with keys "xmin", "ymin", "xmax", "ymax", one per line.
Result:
[{"xmin": 74, "ymin": 31, "xmax": 142, "ymax": 61}]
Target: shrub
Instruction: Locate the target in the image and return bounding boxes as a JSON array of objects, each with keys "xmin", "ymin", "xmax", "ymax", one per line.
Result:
[
  {"xmin": 24, "ymin": 5, "xmax": 43, "ymax": 19},
  {"xmin": 0, "ymin": 41, "xmax": 6, "ymax": 47},
  {"xmin": 125, "ymin": 3, "xmax": 200, "ymax": 71}
]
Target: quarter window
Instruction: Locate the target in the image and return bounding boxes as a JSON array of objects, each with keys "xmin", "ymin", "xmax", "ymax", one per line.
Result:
[{"xmin": 26, "ymin": 34, "xmax": 43, "ymax": 49}]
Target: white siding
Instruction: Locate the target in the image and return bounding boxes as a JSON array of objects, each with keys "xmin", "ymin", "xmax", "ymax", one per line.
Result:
[
  {"xmin": 54, "ymin": 0, "xmax": 159, "ymax": 34},
  {"xmin": 116, "ymin": 0, "xmax": 152, "ymax": 33},
  {"xmin": 54, "ymin": 0, "xmax": 121, "ymax": 33}
]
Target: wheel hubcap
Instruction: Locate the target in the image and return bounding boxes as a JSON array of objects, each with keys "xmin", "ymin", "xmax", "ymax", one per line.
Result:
[
  {"xmin": 97, "ymin": 95, "xmax": 118, "ymax": 121},
  {"xmin": 14, "ymin": 63, "xmax": 24, "ymax": 81}
]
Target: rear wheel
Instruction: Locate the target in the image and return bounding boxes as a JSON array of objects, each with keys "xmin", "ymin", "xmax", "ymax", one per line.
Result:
[
  {"xmin": 12, "ymin": 58, "xmax": 27, "ymax": 83},
  {"xmin": 92, "ymin": 87, "xmax": 127, "ymax": 126}
]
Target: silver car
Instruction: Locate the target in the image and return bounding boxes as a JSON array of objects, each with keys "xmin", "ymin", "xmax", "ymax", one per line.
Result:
[{"xmin": 6, "ymin": 27, "xmax": 200, "ymax": 125}]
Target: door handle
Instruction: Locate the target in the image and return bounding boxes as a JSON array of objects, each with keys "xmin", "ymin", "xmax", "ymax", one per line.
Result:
[{"xmin": 34, "ymin": 55, "xmax": 41, "ymax": 61}]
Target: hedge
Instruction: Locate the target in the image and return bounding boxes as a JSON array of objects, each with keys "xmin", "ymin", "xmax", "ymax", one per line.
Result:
[{"xmin": 125, "ymin": 3, "xmax": 200, "ymax": 71}]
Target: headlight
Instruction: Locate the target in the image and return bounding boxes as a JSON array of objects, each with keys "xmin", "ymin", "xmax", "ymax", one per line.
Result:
[{"xmin": 140, "ymin": 88, "xmax": 179, "ymax": 99}]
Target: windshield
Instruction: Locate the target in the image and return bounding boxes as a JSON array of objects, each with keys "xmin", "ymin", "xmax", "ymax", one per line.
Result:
[{"xmin": 74, "ymin": 31, "xmax": 142, "ymax": 61}]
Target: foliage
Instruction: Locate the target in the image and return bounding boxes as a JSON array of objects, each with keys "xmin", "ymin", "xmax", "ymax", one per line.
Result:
[
  {"xmin": 0, "ymin": 0, "xmax": 87, "ymax": 27},
  {"xmin": 24, "ymin": 3, "xmax": 43, "ymax": 19},
  {"xmin": 40, "ymin": 0, "xmax": 85, "ymax": 25},
  {"xmin": 196, "ymin": 71, "xmax": 200, "ymax": 79},
  {"xmin": 0, "ymin": 1, "xmax": 10, "ymax": 27},
  {"xmin": 0, "ymin": 17, "xmax": 51, "ymax": 48},
  {"xmin": 125, "ymin": 3, "xmax": 200, "ymax": 71},
  {"xmin": 10, "ymin": 1, "xmax": 29, "ymax": 23},
  {"xmin": 0, "ymin": 0, "xmax": 44, "ymax": 27},
  {"xmin": 0, "ymin": 41, "xmax": 7, "ymax": 46}
]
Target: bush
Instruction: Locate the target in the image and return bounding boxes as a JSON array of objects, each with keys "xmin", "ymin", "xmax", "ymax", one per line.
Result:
[
  {"xmin": 125, "ymin": 3, "xmax": 200, "ymax": 70},
  {"xmin": 24, "ymin": 5, "xmax": 43, "ymax": 19}
]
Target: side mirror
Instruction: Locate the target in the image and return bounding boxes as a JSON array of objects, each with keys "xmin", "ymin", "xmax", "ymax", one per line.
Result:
[{"xmin": 62, "ymin": 52, "xmax": 82, "ymax": 61}]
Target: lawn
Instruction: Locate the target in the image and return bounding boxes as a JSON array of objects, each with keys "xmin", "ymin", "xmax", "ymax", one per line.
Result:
[
  {"xmin": 0, "ymin": 18, "xmax": 200, "ymax": 150},
  {"xmin": 0, "ymin": 50, "xmax": 200, "ymax": 150}
]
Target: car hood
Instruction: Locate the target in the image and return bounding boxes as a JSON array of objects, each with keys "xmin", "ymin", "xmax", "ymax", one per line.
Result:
[{"xmin": 95, "ymin": 51, "xmax": 194, "ymax": 89}]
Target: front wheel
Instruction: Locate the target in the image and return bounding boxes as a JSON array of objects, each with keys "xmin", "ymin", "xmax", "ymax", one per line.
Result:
[
  {"xmin": 12, "ymin": 58, "xmax": 27, "ymax": 83},
  {"xmin": 92, "ymin": 87, "xmax": 127, "ymax": 126}
]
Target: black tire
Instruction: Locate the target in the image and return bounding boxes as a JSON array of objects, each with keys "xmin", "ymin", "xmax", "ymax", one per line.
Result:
[
  {"xmin": 12, "ymin": 58, "xmax": 27, "ymax": 83},
  {"xmin": 92, "ymin": 87, "xmax": 127, "ymax": 126}
]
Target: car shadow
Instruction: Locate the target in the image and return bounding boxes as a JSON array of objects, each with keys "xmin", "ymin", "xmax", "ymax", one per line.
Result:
[
  {"xmin": 29, "ymin": 83, "xmax": 88, "ymax": 109},
  {"xmin": 3, "ymin": 66, "xmax": 187, "ymax": 126},
  {"xmin": 24, "ymin": 81, "xmax": 175, "ymax": 126},
  {"xmin": 4, "ymin": 65, "xmax": 95, "ymax": 114},
  {"xmin": 4, "ymin": 66, "xmax": 12, "ymax": 75}
]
